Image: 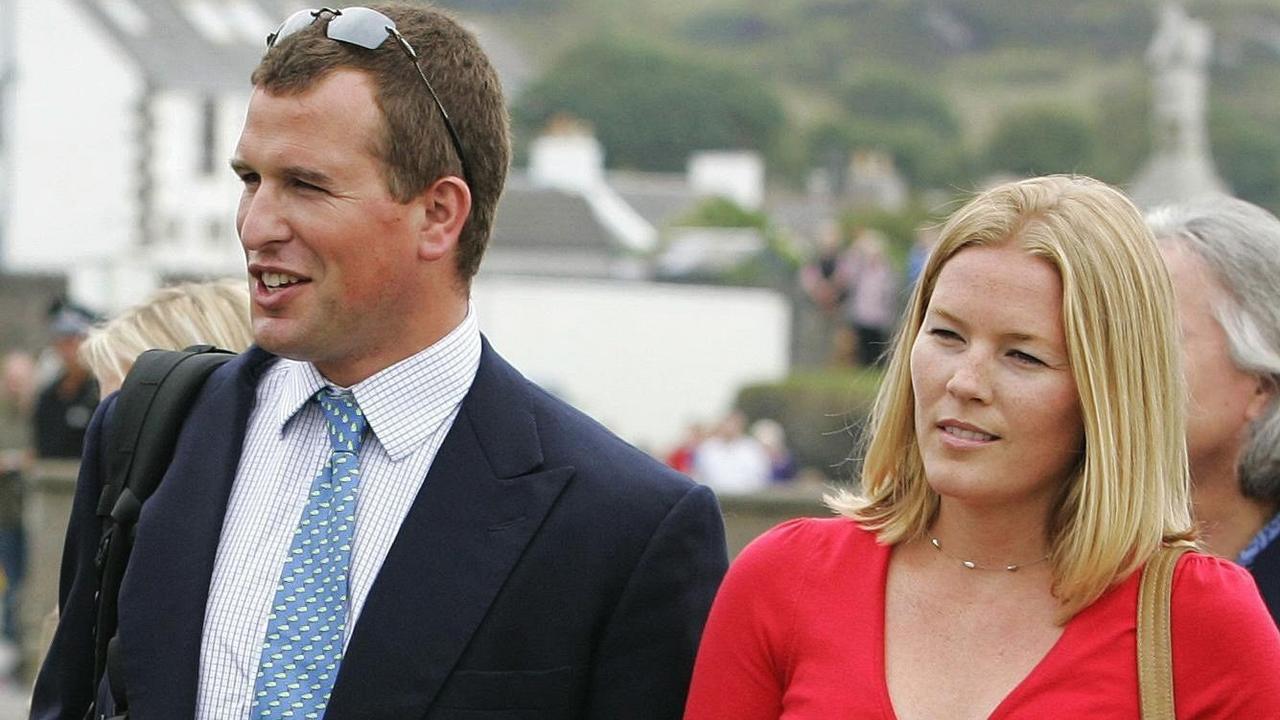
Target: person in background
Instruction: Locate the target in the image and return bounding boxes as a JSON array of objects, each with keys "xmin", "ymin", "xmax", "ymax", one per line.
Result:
[
  {"xmin": 79, "ymin": 279, "xmax": 254, "ymax": 397},
  {"xmin": 664, "ymin": 421, "xmax": 707, "ymax": 476},
  {"xmin": 0, "ymin": 351, "xmax": 36, "ymax": 670},
  {"xmin": 799, "ymin": 220, "xmax": 852, "ymax": 365},
  {"xmin": 685, "ymin": 175, "xmax": 1280, "ymax": 719},
  {"xmin": 694, "ymin": 410, "xmax": 771, "ymax": 495},
  {"xmin": 1148, "ymin": 197, "xmax": 1280, "ymax": 620},
  {"xmin": 750, "ymin": 418, "xmax": 796, "ymax": 483},
  {"xmin": 32, "ymin": 301, "xmax": 99, "ymax": 460},
  {"xmin": 839, "ymin": 229, "xmax": 898, "ymax": 367},
  {"xmin": 905, "ymin": 225, "xmax": 939, "ymax": 288}
]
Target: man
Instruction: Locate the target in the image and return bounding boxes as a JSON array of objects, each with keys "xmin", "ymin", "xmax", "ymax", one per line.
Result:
[
  {"xmin": 33, "ymin": 4, "xmax": 727, "ymax": 718},
  {"xmin": 33, "ymin": 301, "xmax": 99, "ymax": 460},
  {"xmin": 1148, "ymin": 197, "xmax": 1280, "ymax": 621}
]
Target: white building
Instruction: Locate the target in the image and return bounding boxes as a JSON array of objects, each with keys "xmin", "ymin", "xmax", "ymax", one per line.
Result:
[
  {"xmin": 0, "ymin": 4, "xmax": 792, "ymax": 449},
  {"xmin": 0, "ymin": 0, "xmax": 292, "ymax": 311}
]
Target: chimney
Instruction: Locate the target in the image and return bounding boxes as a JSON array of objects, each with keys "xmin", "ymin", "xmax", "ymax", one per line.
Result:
[
  {"xmin": 687, "ymin": 151, "xmax": 765, "ymax": 210},
  {"xmin": 529, "ymin": 115, "xmax": 605, "ymax": 193}
]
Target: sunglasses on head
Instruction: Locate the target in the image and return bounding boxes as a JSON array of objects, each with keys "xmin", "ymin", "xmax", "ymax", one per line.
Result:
[{"xmin": 267, "ymin": 6, "xmax": 474, "ymax": 189}]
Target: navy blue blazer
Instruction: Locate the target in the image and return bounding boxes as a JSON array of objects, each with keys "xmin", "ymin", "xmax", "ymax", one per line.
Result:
[
  {"xmin": 33, "ymin": 340, "xmax": 728, "ymax": 719},
  {"xmin": 1251, "ymin": 534, "xmax": 1280, "ymax": 625}
]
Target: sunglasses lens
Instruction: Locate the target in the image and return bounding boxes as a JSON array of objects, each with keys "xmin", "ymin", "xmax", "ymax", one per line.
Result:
[
  {"xmin": 326, "ymin": 7, "xmax": 394, "ymax": 50},
  {"xmin": 268, "ymin": 8, "xmax": 319, "ymax": 47}
]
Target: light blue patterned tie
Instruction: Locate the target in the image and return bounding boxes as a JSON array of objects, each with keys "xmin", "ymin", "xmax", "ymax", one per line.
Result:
[{"xmin": 250, "ymin": 388, "xmax": 368, "ymax": 719}]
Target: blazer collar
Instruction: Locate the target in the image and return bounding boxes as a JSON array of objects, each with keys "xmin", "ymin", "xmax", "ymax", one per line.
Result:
[
  {"xmin": 119, "ymin": 342, "xmax": 572, "ymax": 719},
  {"xmin": 326, "ymin": 338, "xmax": 574, "ymax": 718}
]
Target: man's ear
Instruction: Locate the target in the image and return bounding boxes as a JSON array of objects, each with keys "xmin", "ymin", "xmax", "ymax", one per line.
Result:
[{"xmin": 416, "ymin": 175, "xmax": 471, "ymax": 262}]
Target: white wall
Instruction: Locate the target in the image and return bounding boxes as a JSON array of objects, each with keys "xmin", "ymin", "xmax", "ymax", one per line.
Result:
[
  {"xmin": 6, "ymin": 0, "xmax": 141, "ymax": 279},
  {"xmin": 150, "ymin": 91, "xmax": 248, "ymax": 281},
  {"xmin": 472, "ymin": 277, "xmax": 790, "ymax": 452},
  {"xmin": 4, "ymin": 3, "xmax": 252, "ymax": 313}
]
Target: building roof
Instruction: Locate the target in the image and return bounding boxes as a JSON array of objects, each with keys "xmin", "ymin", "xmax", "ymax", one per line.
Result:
[
  {"xmin": 74, "ymin": 0, "xmax": 278, "ymax": 92},
  {"xmin": 607, "ymin": 170, "xmax": 699, "ymax": 229},
  {"xmin": 486, "ymin": 175, "xmax": 641, "ymax": 278},
  {"xmin": 74, "ymin": 1, "xmax": 535, "ymax": 97}
]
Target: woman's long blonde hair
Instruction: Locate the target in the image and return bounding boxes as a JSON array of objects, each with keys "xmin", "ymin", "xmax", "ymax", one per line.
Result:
[{"xmin": 828, "ymin": 175, "xmax": 1195, "ymax": 622}]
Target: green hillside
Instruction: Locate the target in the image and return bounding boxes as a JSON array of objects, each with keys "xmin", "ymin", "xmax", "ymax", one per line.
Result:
[{"xmin": 443, "ymin": 0, "xmax": 1280, "ymax": 210}]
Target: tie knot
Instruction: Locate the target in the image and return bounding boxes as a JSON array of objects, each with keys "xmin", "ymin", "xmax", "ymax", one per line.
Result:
[{"xmin": 316, "ymin": 388, "xmax": 368, "ymax": 454}]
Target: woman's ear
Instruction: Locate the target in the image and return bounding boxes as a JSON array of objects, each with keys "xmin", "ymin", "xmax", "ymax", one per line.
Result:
[{"xmin": 416, "ymin": 175, "xmax": 472, "ymax": 262}]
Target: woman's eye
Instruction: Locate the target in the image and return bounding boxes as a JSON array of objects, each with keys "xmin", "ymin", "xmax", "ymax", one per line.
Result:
[
  {"xmin": 1010, "ymin": 350, "xmax": 1045, "ymax": 366},
  {"xmin": 928, "ymin": 328, "xmax": 961, "ymax": 341}
]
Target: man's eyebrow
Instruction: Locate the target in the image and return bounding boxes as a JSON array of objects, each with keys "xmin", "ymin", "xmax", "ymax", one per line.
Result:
[
  {"xmin": 225, "ymin": 160, "xmax": 334, "ymax": 187},
  {"xmin": 281, "ymin": 165, "xmax": 335, "ymax": 186}
]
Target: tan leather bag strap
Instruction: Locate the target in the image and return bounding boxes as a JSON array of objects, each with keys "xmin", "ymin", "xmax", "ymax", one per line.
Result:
[{"xmin": 1137, "ymin": 545, "xmax": 1191, "ymax": 720}]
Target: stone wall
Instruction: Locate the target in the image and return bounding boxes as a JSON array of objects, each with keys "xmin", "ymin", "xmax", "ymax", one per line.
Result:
[{"xmin": 18, "ymin": 463, "xmax": 832, "ymax": 679}]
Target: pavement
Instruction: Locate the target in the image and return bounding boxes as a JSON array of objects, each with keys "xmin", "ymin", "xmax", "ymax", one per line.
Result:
[
  {"xmin": 0, "ymin": 641, "xmax": 28, "ymax": 720},
  {"xmin": 0, "ymin": 681, "xmax": 26, "ymax": 720}
]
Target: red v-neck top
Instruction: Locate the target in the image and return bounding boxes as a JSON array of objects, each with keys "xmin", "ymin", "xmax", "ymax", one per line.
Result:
[{"xmin": 685, "ymin": 518, "xmax": 1280, "ymax": 719}]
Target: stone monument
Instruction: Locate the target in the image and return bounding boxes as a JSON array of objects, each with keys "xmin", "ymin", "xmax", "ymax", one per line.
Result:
[{"xmin": 1128, "ymin": 2, "xmax": 1230, "ymax": 208}]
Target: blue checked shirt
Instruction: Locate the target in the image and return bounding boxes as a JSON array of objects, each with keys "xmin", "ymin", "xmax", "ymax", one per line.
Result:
[{"xmin": 194, "ymin": 310, "xmax": 481, "ymax": 720}]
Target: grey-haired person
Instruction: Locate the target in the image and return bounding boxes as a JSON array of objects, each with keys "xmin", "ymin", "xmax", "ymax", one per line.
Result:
[{"xmin": 1149, "ymin": 196, "xmax": 1280, "ymax": 621}]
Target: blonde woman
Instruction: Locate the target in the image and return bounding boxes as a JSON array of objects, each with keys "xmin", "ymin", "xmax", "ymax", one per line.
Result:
[
  {"xmin": 684, "ymin": 176, "xmax": 1280, "ymax": 718},
  {"xmin": 80, "ymin": 279, "xmax": 253, "ymax": 396}
]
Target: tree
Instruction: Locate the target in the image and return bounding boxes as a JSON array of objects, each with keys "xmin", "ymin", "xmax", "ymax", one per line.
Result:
[
  {"xmin": 984, "ymin": 106, "xmax": 1095, "ymax": 177},
  {"xmin": 1211, "ymin": 107, "xmax": 1280, "ymax": 213},
  {"xmin": 807, "ymin": 118, "xmax": 969, "ymax": 191},
  {"xmin": 840, "ymin": 72, "xmax": 961, "ymax": 139},
  {"xmin": 806, "ymin": 70, "xmax": 970, "ymax": 191},
  {"xmin": 513, "ymin": 40, "xmax": 787, "ymax": 172}
]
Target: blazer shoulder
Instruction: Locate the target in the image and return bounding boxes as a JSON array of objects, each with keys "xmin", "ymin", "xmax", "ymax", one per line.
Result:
[{"xmin": 527, "ymin": 380, "xmax": 693, "ymax": 493}]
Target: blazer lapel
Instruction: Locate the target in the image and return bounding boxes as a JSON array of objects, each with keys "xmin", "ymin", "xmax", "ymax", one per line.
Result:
[
  {"xmin": 327, "ymin": 341, "xmax": 573, "ymax": 720},
  {"xmin": 116, "ymin": 348, "xmax": 274, "ymax": 717}
]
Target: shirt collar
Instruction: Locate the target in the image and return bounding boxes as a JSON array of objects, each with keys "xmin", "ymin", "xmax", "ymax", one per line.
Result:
[{"xmin": 272, "ymin": 308, "xmax": 482, "ymax": 461}]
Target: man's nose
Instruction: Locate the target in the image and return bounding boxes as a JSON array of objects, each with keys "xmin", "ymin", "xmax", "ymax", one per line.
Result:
[{"xmin": 237, "ymin": 186, "xmax": 290, "ymax": 250}]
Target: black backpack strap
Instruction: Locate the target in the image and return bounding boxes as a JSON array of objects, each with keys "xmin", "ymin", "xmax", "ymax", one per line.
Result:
[{"xmin": 90, "ymin": 344, "xmax": 235, "ymax": 718}]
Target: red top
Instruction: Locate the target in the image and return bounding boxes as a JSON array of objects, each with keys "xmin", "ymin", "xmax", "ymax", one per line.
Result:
[{"xmin": 685, "ymin": 518, "xmax": 1280, "ymax": 719}]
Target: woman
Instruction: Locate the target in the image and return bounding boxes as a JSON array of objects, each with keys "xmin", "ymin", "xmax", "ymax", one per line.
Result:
[
  {"xmin": 79, "ymin": 279, "xmax": 253, "ymax": 396},
  {"xmin": 684, "ymin": 176, "xmax": 1280, "ymax": 719},
  {"xmin": 1148, "ymin": 197, "xmax": 1280, "ymax": 619}
]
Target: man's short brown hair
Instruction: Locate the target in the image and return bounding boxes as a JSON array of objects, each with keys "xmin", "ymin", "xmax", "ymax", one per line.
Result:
[{"xmin": 251, "ymin": 2, "xmax": 510, "ymax": 285}]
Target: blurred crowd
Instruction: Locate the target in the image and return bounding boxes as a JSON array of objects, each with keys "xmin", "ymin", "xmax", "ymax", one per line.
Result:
[
  {"xmin": 800, "ymin": 222, "xmax": 939, "ymax": 368},
  {"xmin": 0, "ymin": 300, "xmax": 101, "ymax": 683},
  {"xmin": 664, "ymin": 411, "xmax": 797, "ymax": 495}
]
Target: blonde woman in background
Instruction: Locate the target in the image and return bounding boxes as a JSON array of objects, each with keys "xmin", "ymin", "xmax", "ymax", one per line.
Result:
[
  {"xmin": 685, "ymin": 175, "xmax": 1280, "ymax": 719},
  {"xmin": 80, "ymin": 279, "xmax": 253, "ymax": 396}
]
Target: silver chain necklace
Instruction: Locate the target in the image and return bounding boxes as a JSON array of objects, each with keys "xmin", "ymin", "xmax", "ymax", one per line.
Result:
[{"xmin": 928, "ymin": 535, "xmax": 1050, "ymax": 572}]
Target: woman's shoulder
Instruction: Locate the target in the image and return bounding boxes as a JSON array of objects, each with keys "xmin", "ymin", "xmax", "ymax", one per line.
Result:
[
  {"xmin": 1171, "ymin": 550, "xmax": 1273, "ymax": 622},
  {"xmin": 717, "ymin": 516, "xmax": 886, "ymax": 628},
  {"xmin": 731, "ymin": 516, "xmax": 884, "ymax": 585},
  {"xmin": 1169, "ymin": 551, "xmax": 1280, "ymax": 713},
  {"xmin": 741, "ymin": 516, "xmax": 880, "ymax": 560}
]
